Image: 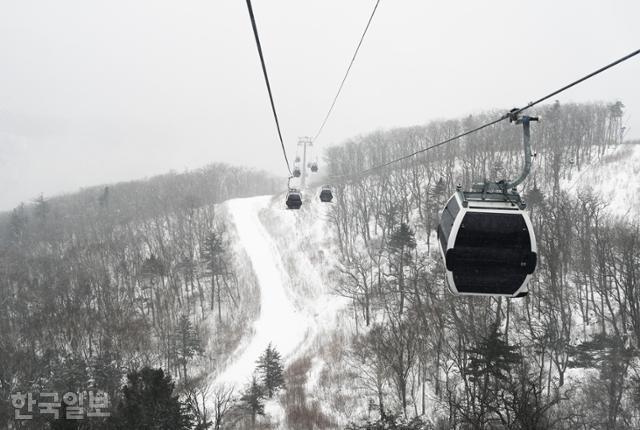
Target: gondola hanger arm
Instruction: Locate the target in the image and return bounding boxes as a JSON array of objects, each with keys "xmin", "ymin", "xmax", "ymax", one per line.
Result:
[{"xmin": 501, "ymin": 114, "xmax": 539, "ymax": 191}]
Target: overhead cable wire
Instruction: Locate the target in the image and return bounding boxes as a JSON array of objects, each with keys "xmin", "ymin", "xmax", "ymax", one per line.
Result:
[
  {"xmin": 357, "ymin": 117, "xmax": 506, "ymax": 177},
  {"xmin": 338, "ymin": 47, "xmax": 640, "ymax": 181},
  {"xmin": 245, "ymin": 0, "xmax": 292, "ymax": 175},
  {"xmin": 312, "ymin": 0, "xmax": 382, "ymax": 144},
  {"xmin": 512, "ymin": 47, "xmax": 640, "ymax": 117}
]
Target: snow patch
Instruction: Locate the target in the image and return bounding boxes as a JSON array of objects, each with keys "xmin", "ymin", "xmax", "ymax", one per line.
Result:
[{"xmin": 564, "ymin": 142, "xmax": 640, "ymax": 218}]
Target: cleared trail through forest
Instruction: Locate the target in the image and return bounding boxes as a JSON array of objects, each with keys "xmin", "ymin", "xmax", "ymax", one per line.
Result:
[{"xmin": 213, "ymin": 196, "xmax": 308, "ymax": 388}]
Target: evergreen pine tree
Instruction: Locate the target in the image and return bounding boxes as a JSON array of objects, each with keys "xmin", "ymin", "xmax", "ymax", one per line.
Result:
[
  {"xmin": 466, "ymin": 328, "xmax": 522, "ymax": 384},
  {"xmin": 112, "ymin": 367, "xmax": 192, "ymax": 430},
  {"xmin": 240, "ymin": 376, "xmax": 265, "ymax": 428},
  {"xmin": 431, "ymin": 177, "xmax": 447, "ymax": 205},
  {"xmin": 256, "ymin": 343, "xmax": 285, "ymax": 398},
  {"xmin": 388, "ymin": 223, "xmax": 417, "ymax": 259},
  {"xmin": 173, "ymin": 314, "xmax": 203, "ymax": 380}
]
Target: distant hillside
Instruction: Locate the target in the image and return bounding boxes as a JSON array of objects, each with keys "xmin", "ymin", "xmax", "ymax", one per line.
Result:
[{"xmin": 0, "ymin": 162, "xmax": 281, "ymax": 240}]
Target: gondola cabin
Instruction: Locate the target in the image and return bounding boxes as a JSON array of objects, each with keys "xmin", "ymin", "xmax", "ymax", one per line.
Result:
[
  {"xmin": 319, "ymin": 186, "xmax": 333, "ymax": 202},
  {"xmin": 437, "ymin": 190, "xmax": 537, "ymax": 297},
  {"xmin": 292, "ymin": 167, "xmax": 301, "ymax": 178},
  {"xmin": 286, "ymin": 189, "xmax": 302, "ymax": 209},
  {"xmin": 310, "ymin": 162, "xmax": 318, "ymax": 173}
]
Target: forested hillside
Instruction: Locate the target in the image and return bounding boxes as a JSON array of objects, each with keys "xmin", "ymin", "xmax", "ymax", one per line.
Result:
[
  {"xmin": 0, "ymin": 163, "xmax": 279, "ymax": 428},
  {"xmin": 316, "ymin": 101, "xmax": 640, "ymax": 428},
  {"xmin": 2, "ymin": 101, "xmax": 638, "ymax": 430}
]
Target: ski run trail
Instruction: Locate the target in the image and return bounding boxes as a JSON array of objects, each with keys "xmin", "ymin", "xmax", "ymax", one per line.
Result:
[
  {"xmin": 212, "ymin": 196, "xmax": 308, "ymax": 387},
  {"xmin": 211, "ymin": 193, "xmax": 346, "ymax": 394}
]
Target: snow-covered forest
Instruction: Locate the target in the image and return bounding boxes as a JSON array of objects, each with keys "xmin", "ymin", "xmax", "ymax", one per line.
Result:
[
  {"xmin": 319, "ymin": 101, "xmax": 639, "ymax": 429},
  {"xmin": 1, "ymin": 100, "xmax": 639, "ymax": 429}
]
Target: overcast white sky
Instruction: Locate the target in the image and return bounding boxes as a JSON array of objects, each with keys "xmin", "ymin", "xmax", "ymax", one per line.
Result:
[{"xmin": 1, "ymin": 0, "xmax": 638, "ymax": 211}]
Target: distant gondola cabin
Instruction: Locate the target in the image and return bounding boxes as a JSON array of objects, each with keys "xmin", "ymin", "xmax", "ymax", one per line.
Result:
[
  {"xmin": 319, "ymin": 186, "xmax": 333, "ymax": 202},
  {"xmin": 286, "ymin": 189, "xmax": 302, "ymax": 209}
]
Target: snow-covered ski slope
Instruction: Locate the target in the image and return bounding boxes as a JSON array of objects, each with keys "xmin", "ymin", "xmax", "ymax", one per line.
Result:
[
  {"xmin": 212, "ymin": 196, "xmax": 308, "ymax": 387},
  {"xmin": 211, "ymin": 194, "xmax": 348, "ymax": 390},
  {"xmin": 565, "ymin": 141, "xmax": 640, "ymax": 217}
]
